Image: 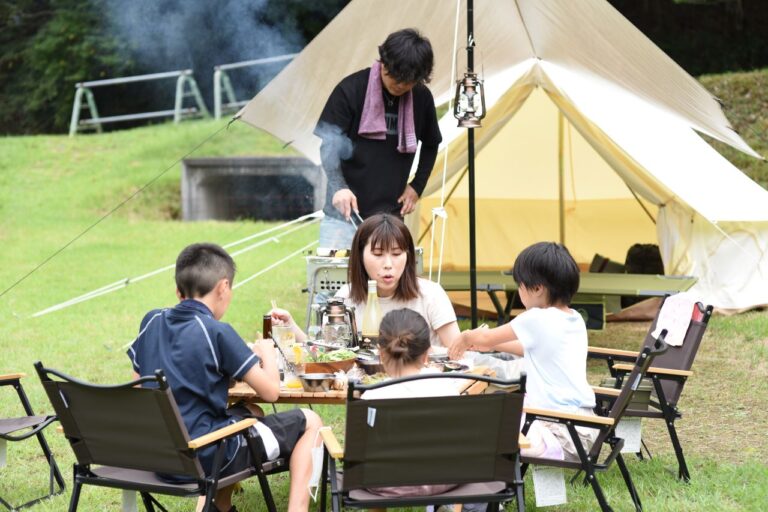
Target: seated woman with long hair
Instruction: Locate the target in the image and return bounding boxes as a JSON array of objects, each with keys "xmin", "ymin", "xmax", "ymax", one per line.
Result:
[{"xmin": 272, "ymin": 213, "xmax": 460, "ymax": 347}]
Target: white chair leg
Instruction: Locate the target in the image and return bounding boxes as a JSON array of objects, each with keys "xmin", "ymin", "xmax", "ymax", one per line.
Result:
[{"xmin": 122, "ymin": 489, "xmax": 138, "ymax": 512}]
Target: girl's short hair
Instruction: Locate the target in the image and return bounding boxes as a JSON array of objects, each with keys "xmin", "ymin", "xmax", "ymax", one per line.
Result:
[
  {"xmin": 377, "ymin": 308, "xmax": 431, "ymax": 377},
  {"xmin": 511, "ymin": 242, "xmax": 580, "ymax": 306},
  {"xmin": 348, "ymin": 213, "xmax": 419, "ymax": 303}
]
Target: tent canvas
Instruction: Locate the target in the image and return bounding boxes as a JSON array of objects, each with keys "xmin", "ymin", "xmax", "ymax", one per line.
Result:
[{"xmin": 237, "ymin": 0, "xmax": 768, "ymax": 310}]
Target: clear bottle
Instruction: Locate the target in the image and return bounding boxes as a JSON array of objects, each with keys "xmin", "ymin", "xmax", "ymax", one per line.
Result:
[
  {"xmin": 361, "ymin": 279, "xmax": 383, "ymax": 343},
  {"xmin": 308, "ymin": 303, "xmax": 322, "ymax": 341}
]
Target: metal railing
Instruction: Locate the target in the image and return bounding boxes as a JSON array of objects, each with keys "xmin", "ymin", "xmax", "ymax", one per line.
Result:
[
  {"xmin": 69, "ymin": 69, "xmax": 209, "ymax": 136},
  {"xmin": 213, "ymin": 53, "xmax": 296, "ymax": 119}
]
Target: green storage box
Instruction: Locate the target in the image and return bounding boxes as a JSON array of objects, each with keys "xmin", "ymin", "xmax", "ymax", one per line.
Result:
[{"xmin": 600, "ymin": 377, "xmax": 653, "ymax": 411}]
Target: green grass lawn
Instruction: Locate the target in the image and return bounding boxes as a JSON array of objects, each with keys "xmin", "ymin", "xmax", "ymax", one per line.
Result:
[{"xmin": 1, "ymin": 67, "xmax": 768, "ymax": 510}]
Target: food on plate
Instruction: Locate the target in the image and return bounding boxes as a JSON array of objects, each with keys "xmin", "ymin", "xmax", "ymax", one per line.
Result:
[
  {"xmin": 313, "ymin": 348, "xmax": 358, "ymax": 362},
  {"xmin": 361, "ymin": 372, "xmax": 389, "ymax": 385}
]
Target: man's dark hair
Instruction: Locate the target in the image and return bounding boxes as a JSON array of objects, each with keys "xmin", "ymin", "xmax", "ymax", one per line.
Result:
[
  {"xmin": 378, "ymin": 28, "xmax": 434, "ymax": 84},
  {"xmin": 175, "ymin": 243, "xmax": 236, "ymax": 299},
  {"xmin": 511, "ymin": 242, "xmax": 580, "ymax": 306}
]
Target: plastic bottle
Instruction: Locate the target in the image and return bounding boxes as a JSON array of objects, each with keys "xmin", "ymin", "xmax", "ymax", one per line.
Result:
[{"xmin": 361, "ymin": 279, "xmax": 383, "ymax": 343}]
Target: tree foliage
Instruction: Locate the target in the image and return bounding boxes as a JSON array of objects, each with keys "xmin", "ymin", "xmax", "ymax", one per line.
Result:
[
  {"xmin": 0, "ymin": 0, "xmax": 349, "ymax": 135},
  {"xmin": 609, "ymin": 0, "xmax": 768, "ymax": 75},
  {"xmin": 1, "ymin": 0, "xmax": 766, "ymax": 135},
  {"xmin": 0, "ymin": 0, "xmax": 132, "ymax": 134}
]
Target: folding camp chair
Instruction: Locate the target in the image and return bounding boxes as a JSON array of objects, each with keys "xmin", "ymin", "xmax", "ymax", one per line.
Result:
[
  {"xmin": 589, "ymin": 254, "xmax": 626, "ymax": 274},
  {"xmin": 588, "ymin": 300, "xmax": 712, "ymax": 481},
  {"xmin": 0, "ymin": 372, "xmax": 65, "ymax": 511},
  {"xmin": 34, "ymin": 362, "xmax": 287, "ymax": 512},
  {"xmin": 521, "ymin": 334, "xmax": 669, "ymax": 512},
  {"xmin": 320, "ymin": 373, "xmax": 527, "ymax": 512}
]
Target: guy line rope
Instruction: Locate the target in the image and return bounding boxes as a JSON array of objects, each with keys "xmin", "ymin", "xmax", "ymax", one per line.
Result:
[
  {"xmin": 427, "ymin": 0, "xmax": 462, "ymax": 285},
  {"xmin": 31, "ymin": 211, "xmax": 322, "ymax": 318}
]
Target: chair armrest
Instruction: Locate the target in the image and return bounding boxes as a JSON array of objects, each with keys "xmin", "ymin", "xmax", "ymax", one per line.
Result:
[
  {"xmin": 524, "ymin": 406, "xmax": 615, "ymax": 426},
  {"xmin": 588, "ymin": 346, "xmax": 639, "ymax": 359},
  {"xmin": 188, "ymin": 418, "xmax": 257, "ymax": 449},
  {"xmin": 518, "ymin": 433, "xmax": 531, "ymax": 450},
  {"xmin": 458, "ymin": 366, "xmax": 494, "ymax": 395},
  {"xmin": 321, "ymin": 428, "xmax": 344, "ymax": 459},
  {"xmin": 592, "ymin": 386, "xmax": 621, "ymax": 398},
  {"xmin": 0, "ymin": 373, "xmax": 26, "ymax": 382},
  {"xmin": 612, "ymin": 363, "xmax": 693, "ymax": 377}
]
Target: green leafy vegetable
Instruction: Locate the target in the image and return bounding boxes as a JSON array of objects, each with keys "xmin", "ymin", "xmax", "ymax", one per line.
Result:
[{"xmin": 314, "ymin": 349, "xmax": 358, "ymax": 362}]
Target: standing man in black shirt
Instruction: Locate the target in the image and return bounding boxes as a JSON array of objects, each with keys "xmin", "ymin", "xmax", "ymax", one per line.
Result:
[{"xmin": 314, "ymin": 28, "xmax": 442, "ymax": 249}]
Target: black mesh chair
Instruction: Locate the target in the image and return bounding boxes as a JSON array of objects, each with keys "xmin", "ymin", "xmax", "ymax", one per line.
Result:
[
  {"xmin": 34, "ymin": 362, "xmax": 287, "ymax": 512},
  {"xmin": 522, "ymin": 334, "xmax": 669, "ymax": 512},
  {"xmin": 319, "ymin": 373, "xmax": 527, "ymax": 512},
  {"xmin": 0, "ymin": 372, "xmax": 65, "ymax": 510},
  {"xmin": 588, "ymin": 300, "xmax": 713, "ymax": 481}
]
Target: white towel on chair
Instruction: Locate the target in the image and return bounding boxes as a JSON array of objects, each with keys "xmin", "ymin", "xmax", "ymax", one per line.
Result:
[{"xmin": 651, "ymin": 292, "xmax": 699, "ymax": 346}]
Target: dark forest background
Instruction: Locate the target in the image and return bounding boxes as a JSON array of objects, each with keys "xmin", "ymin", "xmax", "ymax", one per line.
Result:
[{"xmin": 1, "ymin": 0, "xmax": 766, "ymax": 135}]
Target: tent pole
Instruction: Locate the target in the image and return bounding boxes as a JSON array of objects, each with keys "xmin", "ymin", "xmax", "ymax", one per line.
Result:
[
  {"xmin": 558, "ymin": 111, "xmax": 565, "ymax": 245},
  {"xmin": 467, "ymin": 0, "xmax": 478, "ymax": 328}
]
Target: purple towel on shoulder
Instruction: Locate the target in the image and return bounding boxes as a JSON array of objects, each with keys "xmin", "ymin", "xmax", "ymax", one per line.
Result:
[{"xmin": 358, "ymin": 61, "xmax": 417, "ymax": 154}]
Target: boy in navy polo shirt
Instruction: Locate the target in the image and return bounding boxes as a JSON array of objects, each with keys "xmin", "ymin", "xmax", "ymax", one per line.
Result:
[{"xmin": 128, "ymin": 243, "xmax": 321, "ymax": 512}]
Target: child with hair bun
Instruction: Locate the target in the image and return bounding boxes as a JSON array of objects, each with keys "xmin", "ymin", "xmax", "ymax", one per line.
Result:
[
  {"xmin": 362, "ymin": 308, "xmax": 456, "ymax": 399},
  {"xmin": 361, "ymin": 308, "xmax": 459, "ymax": 499}
]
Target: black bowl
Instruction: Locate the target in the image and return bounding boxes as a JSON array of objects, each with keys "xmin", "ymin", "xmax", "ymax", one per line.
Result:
[{"xmin": 356, "ymin": 357, "xmax": 385, "ymax": 375}]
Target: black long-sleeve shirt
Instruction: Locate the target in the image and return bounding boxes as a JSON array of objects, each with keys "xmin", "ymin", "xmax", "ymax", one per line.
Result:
[{"xmin": 314, "ymin": 68, "xmax": 442, "ymax": 220}]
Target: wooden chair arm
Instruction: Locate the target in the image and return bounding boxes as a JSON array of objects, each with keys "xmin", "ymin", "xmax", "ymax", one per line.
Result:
[
  {"xmin": 518, "ymin": 433, "xmax": 531, "ymax": 449},
  {"xmin": 524, "ymin": 406, "xmax": 615, "ymax": 426},
  {"xmin": 592, "ymin": 386, "xmax": 621, "ymax": 397},
  {"xmin": 462, "ymin": 380, "xmax": 490, "ymax": 396},
  {"xmin": 0, "ymin": 373, "xmax": 26, "ymax": 382},
  {"xmin": 588, "ymin": 346, "xmax": 639, "ymax": 359},
  {"xmin": 188, "ymin": 418, "xmax": 257, "ymax": 449},
  {"xmin": 321, "ymin": 428, "xmax": 344, "ymax": 459},
  {"xmin": 612, "ymin": 363, "xmax": 693, "ymax": 377}
]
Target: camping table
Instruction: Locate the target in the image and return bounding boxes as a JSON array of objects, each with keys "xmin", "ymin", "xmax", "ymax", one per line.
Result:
[
  {"xmin": 228, "ymin": 366, "xmax": 497, "ymax": 407},
  {"xmin": 229, "ymin": 382, "xmax": 348, "ymax": 405},
  {"xmin": 229, "ymin": 367, "xmax": 531, "ymax": 451},
  {"xmin": 439, "ymin": 271, "xmax": 698, "ymax": 324}
]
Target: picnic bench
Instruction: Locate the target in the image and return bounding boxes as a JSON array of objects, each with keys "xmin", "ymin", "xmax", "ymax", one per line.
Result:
[{"xmin": 439, "ymin": 271, "xmax": 697, "ymax": 326}]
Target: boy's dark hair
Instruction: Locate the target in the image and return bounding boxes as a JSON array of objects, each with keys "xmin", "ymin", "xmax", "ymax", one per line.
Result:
[
  {"xmin": 512, "ymin": 242, "xmax": 580, "ymax": 306},
  {"xmin": 175, "ymin": 243, "xmax": 236, "ymax": 299},
  {"xmin": 348, "ymin": 213, "xmax": 419, "ymax": 303},
  {"xmin": 378, "ymin": 308, "xmax": 431, "ymax": 377},
  {"xmin": 378, "ymin": 28, "xmax": 434, "ymax": 84}
]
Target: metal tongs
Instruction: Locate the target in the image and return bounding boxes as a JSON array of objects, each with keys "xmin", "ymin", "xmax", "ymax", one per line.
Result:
[
  {"xmin": 348, "ymin": 210, "xmax": 365, "ymax": 229},
  {"xmin": 306, "ymin": 339, "xmax": 357, "ymax": 351},
  {"xmin": 272, "ymin": 340, "xmax": 299, "ymax": 375}
]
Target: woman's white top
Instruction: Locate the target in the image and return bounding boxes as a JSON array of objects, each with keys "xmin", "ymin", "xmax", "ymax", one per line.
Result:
[{"xmin": 336, "ymin": 277, "xmax": 457, "ymax": 346}]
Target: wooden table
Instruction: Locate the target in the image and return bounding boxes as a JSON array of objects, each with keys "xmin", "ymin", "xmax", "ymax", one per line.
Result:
[
  {"xmin": 228, "ymin": 366, "xmax": 497, "ymax": 406},
  {"xmin": 440, "ymin": 271, "xmax": 698, "ymax": 324},
  {"xmin": 229, "ymin": 382, "xmax": 348, "ymax": 405}
]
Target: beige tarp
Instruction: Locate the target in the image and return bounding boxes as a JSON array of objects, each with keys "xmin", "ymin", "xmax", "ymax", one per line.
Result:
[{"xmin": 238, "ymin": 0, "xmax": 768, "ymax": 310}]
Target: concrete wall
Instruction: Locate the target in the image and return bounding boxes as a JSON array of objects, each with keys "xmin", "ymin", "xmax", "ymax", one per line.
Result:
[{"xmin": 181, "ymin": 157, "xmax": 326, "ymax": 221}]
